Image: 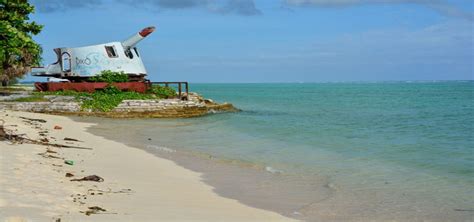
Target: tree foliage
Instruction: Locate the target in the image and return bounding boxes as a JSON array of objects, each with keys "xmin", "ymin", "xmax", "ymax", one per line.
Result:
[{"xmin": 0, "ymin": 0, "xmax": 43, "ymax": 86}]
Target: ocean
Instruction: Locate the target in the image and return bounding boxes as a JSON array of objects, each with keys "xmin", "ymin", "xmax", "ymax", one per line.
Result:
[{"xmin": 85, "ymin": 81, "xmax": 474, "ymax": 221}]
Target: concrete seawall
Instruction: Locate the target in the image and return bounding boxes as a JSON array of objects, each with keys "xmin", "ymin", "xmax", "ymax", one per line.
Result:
[
  {"xmin": 0, "ymin": 102, "xmax": 81, "ymax": 113},
  {"xmin": 0, "ymin": 98, "xmax": 237, "ymax": 118}
]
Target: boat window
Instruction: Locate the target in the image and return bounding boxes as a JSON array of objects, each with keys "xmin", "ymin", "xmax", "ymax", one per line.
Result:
[
  {"xmin": 105, "ymin": 46, "xmax": 118, "ymax": 58},
  {"xmin": 61, "ymin": 53, "xmax": 71, "ymax": 72},
  {"xmin": 133, "ymin": 47, "xmax": 140, "ymax": 57},
  {"xmin": 125, "ymin": 49, "xmax": 134, "ymax": 59}
]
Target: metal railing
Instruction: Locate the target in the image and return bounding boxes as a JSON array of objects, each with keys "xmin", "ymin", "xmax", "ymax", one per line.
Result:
[{"xmin": 150, "ymin": 82, "xmax": 189, "ymax": 100}]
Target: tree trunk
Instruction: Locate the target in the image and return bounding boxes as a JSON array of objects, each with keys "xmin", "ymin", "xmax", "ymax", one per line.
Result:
[{"xmin": 1, "ymin": 75, "xmax": 9, "ymax": 87}]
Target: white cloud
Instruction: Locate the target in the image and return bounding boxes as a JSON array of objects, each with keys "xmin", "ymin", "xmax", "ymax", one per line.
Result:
[{"xmin": 284, "ymin": 0, "xmax": 473, "ymax": 21}]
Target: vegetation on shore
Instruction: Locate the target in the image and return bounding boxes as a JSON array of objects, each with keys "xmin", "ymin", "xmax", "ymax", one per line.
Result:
[
  {"xmin": 30, "ymin": 85, "xmax": 177, "ymax": 112},
  {"xmin": 9, "ymin": 95, "xmax": 48, "ymax": 102},
  {"xmin": 148, "ymin": 84, "xmax": 177, "ymax": 99},
  {"xmin": 89, "ymin": 70, "xmax": 129, "ymax": 83},
  {"xmin": 1, "ymin": 1, "xmax": 43, "ymax": 86},
  {"xmin": 6, "ymin": 71, "xmax": 177, "ymax": 112},
  {"xmin": 0, "ymin": 85, "xmax": 33, "ymax": 91},
  {"xmin": 82, "ymin": 86, "xmax": 154, "ymax": 112}
]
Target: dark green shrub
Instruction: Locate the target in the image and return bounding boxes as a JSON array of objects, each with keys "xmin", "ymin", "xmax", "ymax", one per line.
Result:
[
  {"xmin": 90, "ymin": 70, "xmax": 129, "ymax": 83},
  {"xmin": 81, "ymin": 86, "xmax": 154, "ymax": 112},
  {"xmin": 148, "ymin": 85, "xmax": 176, "ymax": 99},
  {"xmin": 33, "ymin": 85, "xmax": 178, "ymax": 112}
]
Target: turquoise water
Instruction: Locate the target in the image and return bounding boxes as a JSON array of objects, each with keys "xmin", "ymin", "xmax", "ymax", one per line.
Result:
[
  {"xmin": 174, "ymin": 82, "xmax": 473, "ymax": 180},
  {"xmin": 91, "ymin": 81, "xmax": 474, "ymax": 219}
]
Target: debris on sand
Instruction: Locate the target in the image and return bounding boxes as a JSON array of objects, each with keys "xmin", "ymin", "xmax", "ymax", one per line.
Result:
[
  {"xmin": 79, "ymin": 206, "xmax": 117, "ymax": 216},
  {"xmin": 54, "ymin": 125, "xmax": 62, "ymax": 130},
  {"xmin": 71, "ymin": 175, "xmax": 104, "ymax": 182},
  {"xmin": 1, "ymin": 120, "xmax": 92, "ymax": 150},
  {"xmin": 81, "ymin": 206, "xmax": 108, "ymax": 216},
  {"xmin": 64, "ymin": 160, "xmax": 74, "ymax": 165},
  {"xmin": 64, "ymin": 137, "xmax": 82, "ymax": 142},
  {"xmin": 0, "ymin": 120, "xmax": 7, "ymax": 141},
  {"xmin": 19, "ymin": 116, "xmax": 47, "ymax": 123},
  {"xmin": 46, "ymin": 149, "xmax": 57, "ymax": 153},
  {"xmin": 88, "ymin": 188, "xmax": 133, "ymax": 194},
  {"xmin": 38, "ymin": 152, "xmax": 62, "ymax": 159},
  {"xmin": 80, "ymin": 206, "xmax": 117, "ymax": 216}
]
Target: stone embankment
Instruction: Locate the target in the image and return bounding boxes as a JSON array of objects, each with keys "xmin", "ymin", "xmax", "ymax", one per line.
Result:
[
  {"xmin": 0, "ymin": 102, "xmax": 81, "ymax": 113},
  {"xmin": 0, "ymin": 92, "xmax": 238, "ymax": 118}
]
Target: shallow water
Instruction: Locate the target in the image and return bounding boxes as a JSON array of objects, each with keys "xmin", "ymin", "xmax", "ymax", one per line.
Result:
[{"xmin": 82, "ymin": 81, "xmax": 474, "ymax": 221}]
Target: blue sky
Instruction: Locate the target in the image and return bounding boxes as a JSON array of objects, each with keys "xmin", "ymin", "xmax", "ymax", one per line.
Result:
[{"xmin": 27, "ymin": 0, "xmax": 473, "ymax": 82}]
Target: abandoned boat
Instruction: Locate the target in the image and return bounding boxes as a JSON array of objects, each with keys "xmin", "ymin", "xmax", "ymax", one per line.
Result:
[{"xmin": 31, "ymin": 26, "xmax": 155, "ymax": 82}]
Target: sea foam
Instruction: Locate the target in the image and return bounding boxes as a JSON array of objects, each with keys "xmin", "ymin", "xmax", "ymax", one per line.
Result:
[
  {"xmin": 265, "ymin": 166, "xmax": 283, "ymax": 174},
  {"xmin": 146, "ymin": 145, "xmax": 176, "ymax": 153}
]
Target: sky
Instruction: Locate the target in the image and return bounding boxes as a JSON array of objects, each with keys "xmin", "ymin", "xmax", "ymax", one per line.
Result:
[{"xmin": 26, "ymin": 0, "xmax": 473, "ymax": 83}]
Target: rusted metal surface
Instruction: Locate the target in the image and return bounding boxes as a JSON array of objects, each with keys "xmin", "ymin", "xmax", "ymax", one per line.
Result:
[
  {"xmin": 34, "ymin": 81, "xmax": 189, "ymax": 98},
  {"xmin": 31, "ymin": 26, "xmax": 156, "ymax": 80},
  {"xmin": 34, "ymin": 82, "xmax": 149, "ymax": 93}
]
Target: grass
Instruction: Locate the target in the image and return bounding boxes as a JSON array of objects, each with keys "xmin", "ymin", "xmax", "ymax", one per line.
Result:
[
  {"xmin": 0, "ymin": 86, "xmax": 32, "ymax": 92},
  {"xmin": 9, "ymin": 95, "xmax": 49, "ymax": 102}
]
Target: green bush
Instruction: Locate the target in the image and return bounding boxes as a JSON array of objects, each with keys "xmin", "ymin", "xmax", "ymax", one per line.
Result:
[
  {"xmin": 81, "ymin": 86, "xmax": 154, "ymax": 112},
  {"xmin": 33, "ymin": 85, "xmax": 177, "ymax": 112},
  {"xmin": 148, "ymin": 85, "xmax": 176, "ymax": 99},
  {"xmin": 33, "ymin": 90, "xmax": 89, "ymax": 97},
  {"xmin": 90, "ymin": 70, "xmax": 129, "ymax": 83}
]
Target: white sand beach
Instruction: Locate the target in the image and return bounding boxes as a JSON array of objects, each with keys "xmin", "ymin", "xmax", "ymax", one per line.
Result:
[{"xmin": 0, "ymin": 110, "xmax": 295, "ymax": 221}]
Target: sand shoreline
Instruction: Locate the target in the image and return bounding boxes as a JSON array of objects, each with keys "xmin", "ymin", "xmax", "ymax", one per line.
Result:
[
  {"xmin": 0, "ymin": 110, "xmax": 294, "ymax": 221},
  {"xmin": 78, "ymin": 115, "xmax": 474, "ymax": 222},
  {"xmin": 82, "ymin": 117, "xmax": 331, "ymax": 221}
]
